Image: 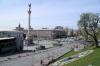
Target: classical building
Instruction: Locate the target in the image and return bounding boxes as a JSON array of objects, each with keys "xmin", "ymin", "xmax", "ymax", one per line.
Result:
[
  {"xmin": 15, "ymin": 23, "xmax": 33, "ymax": 31},
  {"xmin": 24, "ymin": 29, "xmax": 56, "ymax": 39},
  {"xmin": 23, "ymin": 29, "xmax": 67, "ymax": 39},
  {"xmin": 15, "ymin": 24, "xmax": 78, "ymax": 39},
  {"xmin": 15, "ymin": 23, "xmax": 24, "ymax": 31}
]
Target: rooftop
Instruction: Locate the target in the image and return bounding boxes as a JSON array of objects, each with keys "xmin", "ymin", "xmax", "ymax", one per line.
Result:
[
  {"xmin": 0, "ymin": 29, "xmax": 23, "ymax": 32},
  {"xmin": 0, "ymin": 37, "xmax": 15, "ymax": 40},
  {"xmin": 0, "ymin": 29, "xmax": 16, "ymax": 31}
]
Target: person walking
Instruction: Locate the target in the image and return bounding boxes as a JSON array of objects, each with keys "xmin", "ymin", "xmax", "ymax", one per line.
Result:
[{"xmin": 40, "ymin": 60, "xmax": 43, "ymax": 65}]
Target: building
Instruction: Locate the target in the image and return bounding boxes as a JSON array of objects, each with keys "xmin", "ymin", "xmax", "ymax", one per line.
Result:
[
  {"xmin": 73, "ymin": 30, "xmax": 78, "ymax": 36},
  {"xmin": 23, "ymin": 29, "xmax": 66, "ymax": 39},
  {"xmin": 0, "ymin": 37, "xmax": 16, "ymax": 54},
  {"xmin": 0, "ymin": 29, "xmax": 24, "ymax": 53},
  {"xmin": 64, "ymin": 27, "xmax": 69, "ymax": 37},
  {"xmin": 23, "ymin": 29, "xmax": 54, "ymax": 39},
  {"xmin": 15, "ymin": 23, "xmax": 33, "ymax": 31},
  {"xmin": 52, "ymin": 29, "xmax": 66, "ymax": 38},
  {"xmin": 68, "ymin": 28, "xmax": 74, "ymax": 36},
  {"xmin": 15, "ymin": 23, "xmax": 24, "ymax": 31},
  {"xmin": 54, "ymin": 26, "xmax": 63, "ymax": 30},
  {"xmin": 15, "ymin": 24, "xmax": 78, "ymax": 39}
]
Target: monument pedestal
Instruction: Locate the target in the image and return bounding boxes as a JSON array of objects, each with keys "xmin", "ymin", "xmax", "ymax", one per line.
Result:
[
  {"xmin": 25, "ymin": 35, "xmax": 33, "ymax": 46},
  {"xmin": 25, "ymin": 3, "xmax": 33, "ymax": 46}
]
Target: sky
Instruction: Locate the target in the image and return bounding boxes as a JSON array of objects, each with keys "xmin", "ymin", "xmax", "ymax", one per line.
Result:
[{"xmin": 0, "ymin": 0, "xmax": 100, "ymax": 30}]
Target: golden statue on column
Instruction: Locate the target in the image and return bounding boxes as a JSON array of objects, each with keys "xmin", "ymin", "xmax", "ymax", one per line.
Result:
[{"xmin": 25, "ymin": 3, "xmax": 33, "ymax": 46}]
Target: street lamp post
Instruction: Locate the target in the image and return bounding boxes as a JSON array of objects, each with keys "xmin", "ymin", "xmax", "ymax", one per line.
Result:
[
  {"xmin": 25, "ymin": 38, "xmax": 28, "ymax": 52},
  {"xmin": 37, "ymin": 30, "xmax": 40, "ymax": 45},
  {"xmin": 53, "ymin": 51, "xmax": 54, "ymax": 56},
  {"xmin": 27, "ymin": 45, "xmax": 28, "ymax": 51},
  {"xmin": 41, "ymin": 55, "xmax": 42, "ymax": 60},
  {"xmin": 32, "ymin": 54, "xmax": 34, "ymax": 66},
  {"xmin": 57, "ymin": 49, "xmax": 58, "ymax": 54},
  {"xmin": 52, "ymin": 51, "xmax": 54, "ymax": 58},
  {"xmin": 48, "ymin": 52, "xmax": 50, "ymax": 60},
  {"xmin": 61, "ymin": 49, "xmax": 62, "ymax": 54}
]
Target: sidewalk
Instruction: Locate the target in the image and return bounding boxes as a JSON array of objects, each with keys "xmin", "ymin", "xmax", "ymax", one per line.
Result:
[
  {"xmin": 0, "ymin": 47, "xmax": 55, "ymax": 62},
  {"xmin": 0, "ymin": 46, "xmax": 72, "ymax": 66},
  {"xmin": 34, "ymin": 49, "xmax": 72, "ymax": 66}
]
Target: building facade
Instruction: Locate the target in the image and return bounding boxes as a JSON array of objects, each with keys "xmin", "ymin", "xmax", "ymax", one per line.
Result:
[
  {"xmin": 0, "ymin": 37, "xmax": 16, "ymax": 54},
  {"xmin": 23, "ymin": 29, "xmax": 55, "ymax": 39},
  {"xmin": 15, "ymin": 23, "xmax": 24, "ymax": 31},
  {"xmin": 23, "ymin": 29, "xmax": 66, "ymax": 39},
  {"xmin": 15, "ymin": 24, "xmax": 78, "ymax": 39},
  {"xmin": 0, "ymin": 29, "xmax": 24, "ymax": 52}
]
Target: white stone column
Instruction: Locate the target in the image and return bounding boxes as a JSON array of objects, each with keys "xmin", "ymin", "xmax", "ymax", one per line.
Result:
[{"xmin": 28, "ymin": 13, "xmax": 30, "ymax": 35}]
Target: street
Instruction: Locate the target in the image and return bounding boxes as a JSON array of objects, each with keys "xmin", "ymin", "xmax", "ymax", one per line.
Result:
[{"xmin": 0, "ymin": 39, "xmax": 87, "ymax": 66}]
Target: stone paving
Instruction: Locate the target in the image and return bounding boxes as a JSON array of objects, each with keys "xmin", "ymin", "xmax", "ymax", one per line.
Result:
[
  {"xmin": 34, "ymin": 49, "xmax": 72, "ymax": 66},
  {"xmin": 0, "ymin": 47, "xmax": 72, "ymax": 66},
  {"xmin": 0, "ymin": 39, "xmax": 86, "ymax": 66}
]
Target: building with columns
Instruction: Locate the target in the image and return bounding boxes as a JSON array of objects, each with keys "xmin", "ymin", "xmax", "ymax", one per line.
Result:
[{"xmin": 15, "ymin": 24, "xmax": 78, "ymax": 39}]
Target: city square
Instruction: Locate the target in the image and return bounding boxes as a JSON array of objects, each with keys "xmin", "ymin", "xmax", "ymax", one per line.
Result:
[
  {"xmin": 0, "ymin": 38, "xmax": 87, "ymax": 66},
  {"xmin": 0, "ymin": 0, "xmax": 100, "ymax": 66}
]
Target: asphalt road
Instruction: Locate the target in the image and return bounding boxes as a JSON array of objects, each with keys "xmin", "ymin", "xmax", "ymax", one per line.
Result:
[{"xmin": 0, "ymin": 39, "xmax": 86, "ymax": 66}]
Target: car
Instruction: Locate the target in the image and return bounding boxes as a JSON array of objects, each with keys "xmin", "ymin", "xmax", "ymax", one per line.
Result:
[{"xmin": 60, "ymin": 44, "xmax": 63, "ymax": 46}]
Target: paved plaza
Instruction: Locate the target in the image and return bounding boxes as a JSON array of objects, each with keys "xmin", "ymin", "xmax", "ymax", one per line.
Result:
[{"xmin": 0, "ymin": 38, "xmax": 87, "ymax": 66}]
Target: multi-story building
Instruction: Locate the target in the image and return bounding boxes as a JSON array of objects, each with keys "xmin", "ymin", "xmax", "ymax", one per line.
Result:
[
  {"xmin": 68, "ymin": 28, "xmax": 73, "ymax": 36},
  {"xmin": 64, "ymin": 27, "xmax": 69, "ymax": 37},
  {"xmin": 15, "ymin": 23, "xmax": 24, "ymax": 31},
  {"xmin": 73, "ymin": 30, "xmax": 78, "ymax": 36},
  {"xmin": 24, "ymin": 29, "xmax": 54, "ymax": 39},
  {"xmin": 23, "ymin": 29, "xmax": 66, "ymax": 39},
  {"xmin": 0, "ymin": 29, "xmax": 24, "ymax": 53},
  {"xmin": 52, "ymin": 29, "xmax": 66, "ymax": 38},
  {"xmin": 54, "ymin": 26, "xmax": 64, "ymax": 30},
  {"xmin": 15, "ymin": 24, "xmax": 78, "ymax": 39},
  {"xmin": 0, "ymin": 37, "xmax": 16, "ymax": 54}
]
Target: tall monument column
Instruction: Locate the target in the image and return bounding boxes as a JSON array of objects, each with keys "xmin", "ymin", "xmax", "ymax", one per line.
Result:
[
  {"xmin": 25, "ymin": 3, "xmax": 33, "ymax": 46},
  {"xmin": 27, "ymin": 3, "xmax": 31, "ymax": 36}
]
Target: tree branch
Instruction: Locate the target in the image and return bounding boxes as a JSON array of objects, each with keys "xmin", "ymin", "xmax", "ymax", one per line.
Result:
[
  {"xmin": 90, "ymin": 25, "xmax": 96, "ymax": 36},
  {"xmin": 84, "ymin": 20, "xmax": 95, "ymax": 38}
]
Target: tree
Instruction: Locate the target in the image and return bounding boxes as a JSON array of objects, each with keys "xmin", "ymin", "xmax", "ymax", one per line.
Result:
[
  {"xmin": 78, "ymin": 28, "xmax": 82, "ymax": 36},
  {"xmin": 23, "ymin": 34, "xmax": 26, "ymax": 40},
  {"xmin": 77, "ymin": 28, "xmax": 88, "ymax": 40},
  {"xmin": 77, "ymin": 13, "xmax": 100, "ymax": 48}
]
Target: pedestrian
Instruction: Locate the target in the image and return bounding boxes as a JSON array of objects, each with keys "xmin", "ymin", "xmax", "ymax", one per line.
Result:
[{"xmin": 40, "ymin": 60, "xmax": 43, "ymax": 65}]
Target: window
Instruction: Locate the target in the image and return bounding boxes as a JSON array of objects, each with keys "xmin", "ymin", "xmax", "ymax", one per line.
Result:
[
  {"xmin": 0, "ymin": 45, "xmax": 1, "ymax": 48},
  {"xmin": 1, "ymin": 44, "xmax": 4, "ymax": 48}
]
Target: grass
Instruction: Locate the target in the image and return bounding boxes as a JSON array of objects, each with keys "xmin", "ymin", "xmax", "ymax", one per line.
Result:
[
  {"xmin": 33, "ymin": 38, "xmax": 38, "ymax": 41},
  {"xmin": 57, "ymin": 46, "xmax": 100, "ymax": 66},
  {"xmin": 52, "ymin": 43, "xmax": 60, "ymax": 47},
  {"xmin": 58, "ymin": 46, "xmax": 95, "ymax": 60}
]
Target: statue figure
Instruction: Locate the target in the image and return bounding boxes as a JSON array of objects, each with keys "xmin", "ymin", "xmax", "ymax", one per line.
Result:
[{"xmin": 28, "ymin": 3, "xmax": 31, "ymax": 9}]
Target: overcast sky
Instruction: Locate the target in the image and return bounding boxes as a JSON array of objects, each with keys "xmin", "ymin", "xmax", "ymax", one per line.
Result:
[{"xmin": 0, "ymin": 0, "xmax": 100, "ymax": 30}]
